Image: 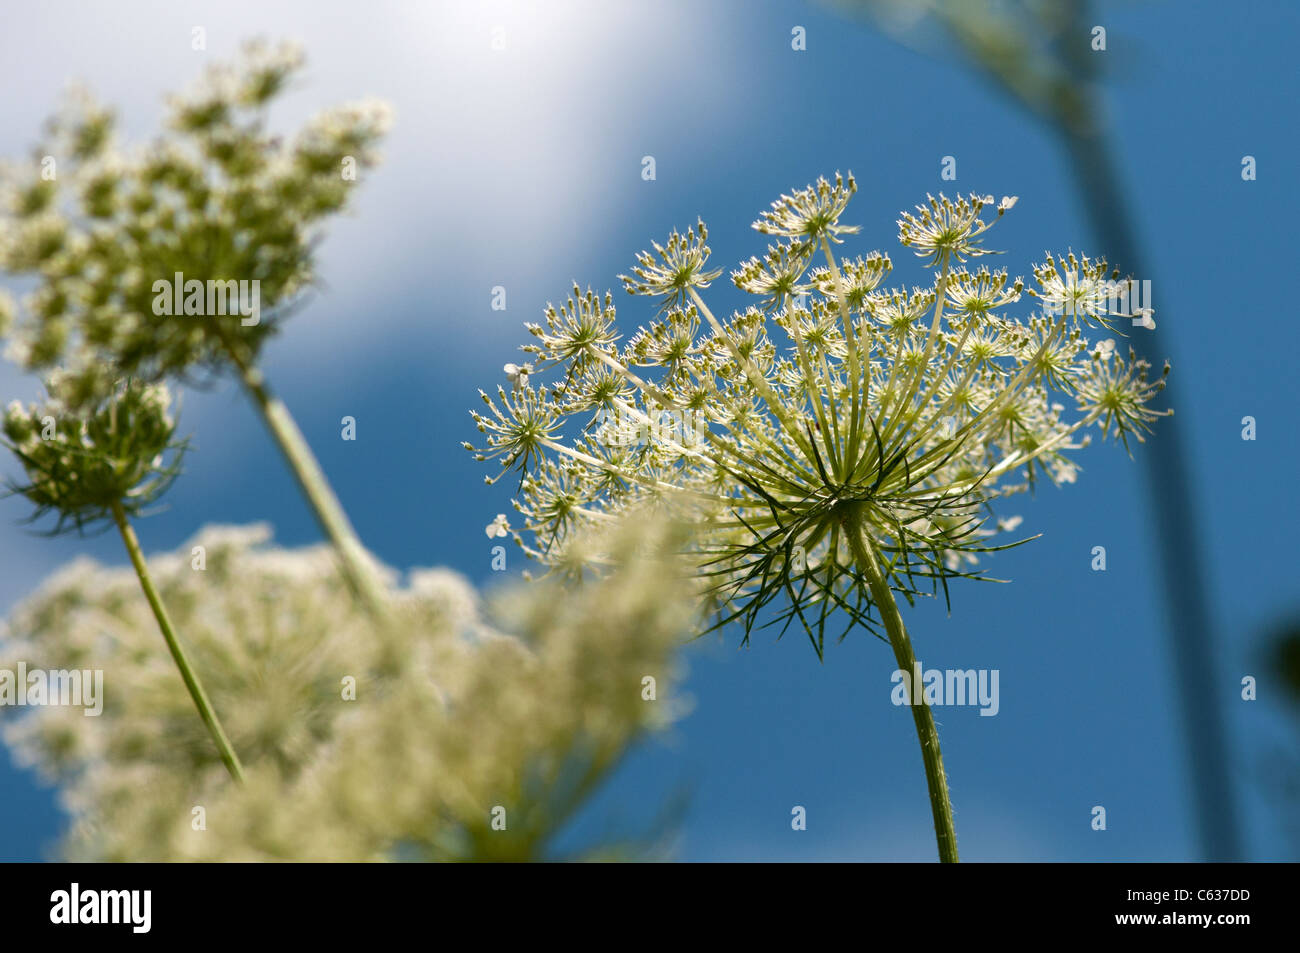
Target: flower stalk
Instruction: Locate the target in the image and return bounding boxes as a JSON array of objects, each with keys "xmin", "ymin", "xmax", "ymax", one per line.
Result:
[
  {"xmin": 2, "ymin": 379, "xmax": 250, "ymax": 779},
  {"xmin": 110, "ymin": 500, "xmax": 245, "ymax": 784},
  {"xmin": 224, "ymin": 345, "xmax": 391, "ymax": 621},
  {"xmin": 471, "ymin": 176, "xmax": 1172, "ymax": 860},
  {"xmin": 0, "ymin": 42, "xmax": 395, "ymax": 621},
  {"xmin": 843, "ymin": 508, "xmax": 957, "ymax": 862}
]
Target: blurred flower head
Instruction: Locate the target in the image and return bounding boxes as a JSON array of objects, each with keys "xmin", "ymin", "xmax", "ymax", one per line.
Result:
[
  {"xmin": 0, "ymin": 40, "xmax": 392, "ymax": 408},
  {"xmin": 0, "ymin": 514, "xmax": 697, "ymax": 861},
  {"xmin": 3, "ymin": 376, "xmax": 182, "ymax": 534}
]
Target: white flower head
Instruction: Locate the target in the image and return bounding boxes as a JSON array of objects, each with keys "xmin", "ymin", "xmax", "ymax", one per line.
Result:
[
  {"xmin": 753, "ymin": 172, "xmax": 860, "ymax": 244},
  {"xmin": 619, "ymin": 219, "xmax": 723, "ymax": 311},
  {"xmin": 0, "ymin": 517, "xmax": 696, "ymax": 861},
  {"xmin": 0, "ymin": 42, "xmax": 393, "ymax": 385},
  {"xmin": 470, "ymin": 179, "xmax": 1173, "ymax": 654},
  {"xmin": 897, "ymin": 192, "xmax": 1003, "ymax": 265}
]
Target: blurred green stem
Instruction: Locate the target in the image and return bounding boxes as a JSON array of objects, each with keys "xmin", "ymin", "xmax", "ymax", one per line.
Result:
[
  {"xmin": 887, "ymin": 0, "xmax": 1240, "ymax": 860},
  {"xmin": 111, "ymin": 500, "xmax": 245, "ymax": 783},
  {"xmin": 220, "ymin": 342, "xmax": 391, "ymax": 622}
]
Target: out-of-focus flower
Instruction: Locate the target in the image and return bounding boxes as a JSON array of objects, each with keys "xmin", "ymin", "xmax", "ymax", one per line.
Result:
[
  {"xmin": 0, "ymin": 40, "xmax": 392, "ymax": 406},
  {"xmin": 0, "ymin": 41, "xmax": 396, "ymax": 618},
  {"xmin": 2, "ymin": 377, "xmax": 182, "ymax": 533},
  {"xmin": 0, "ymin": 515, "xmax": 697, "ymax": 861}
]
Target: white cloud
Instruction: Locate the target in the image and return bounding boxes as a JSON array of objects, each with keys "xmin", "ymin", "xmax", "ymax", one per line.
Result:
[{"xmin": 0, "ymin": 1, "xmax": 750, "ymax": 609}]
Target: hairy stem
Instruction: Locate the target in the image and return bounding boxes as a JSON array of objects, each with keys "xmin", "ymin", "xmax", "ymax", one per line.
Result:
[
  {"xmin": 111, "ymin": 501, "xmax": 245, "ymax": 783},
  {"xmin": 844, "ymin": 512, "xmax": 958, "ymax": 863}
]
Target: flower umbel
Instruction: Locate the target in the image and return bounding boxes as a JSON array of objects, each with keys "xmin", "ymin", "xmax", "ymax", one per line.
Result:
[
  {"xmin": 2, "ymin": 376, "xmax": 247, "ymax": 781},
  {"xmin": 0, "ymin": 42, "xmax": 396, "ymax": 618},
  {"xmin": 619, "ymin": 220, "xmax": 722, "ymax": 312},
  {"xmin": 0, "ymin": 40, "xmax": 391, "ymax": 392},
  {"xmin": 471, "ymin": 181, "xmax": 1170, "ymax": 650},
  {"xmin": 469, "ymin": 177, "xmax": 1172, "ymax": 863},
  {"xmin": 897, "ymin": 192, "xmax": 1013, "ymax": 265},
  {"xmin": 1, "ymin": 516, "xmax": 696, "ymax": 861},
  {"xmin": 3, "ymin": 377, "xmax": 183, "ymax": 534},
  {"xmin": 754, "ymin": 172, "xmax": 861, "ymax": 243}
]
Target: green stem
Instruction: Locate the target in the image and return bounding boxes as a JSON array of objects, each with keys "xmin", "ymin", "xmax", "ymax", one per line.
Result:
[
  {"xmin": 843, "ymin": 512, "xmax": 958, "ymax": 862},
  {"xmin": 111, "ymin": 501, "xmax": 245, "ymax": 784},
  {"xmin": 226, "ymin": 349, "xmax": 390, "ymax": 621}
]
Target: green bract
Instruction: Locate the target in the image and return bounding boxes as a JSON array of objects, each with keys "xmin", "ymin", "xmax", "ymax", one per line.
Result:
[{"xmin": 3, "ymin": 377, "xmax": 182, "ymax": 533}]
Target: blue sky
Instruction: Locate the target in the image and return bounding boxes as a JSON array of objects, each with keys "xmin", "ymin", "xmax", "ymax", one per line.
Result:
[{"xmin": 1, "ymin": 0, "xmax": 1296, "ymax": 861}]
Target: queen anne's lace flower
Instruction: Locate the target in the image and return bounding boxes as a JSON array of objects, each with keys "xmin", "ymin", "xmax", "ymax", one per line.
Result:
[
  {"xmin": 0, "ymin": 45, "xmax": 397, "ymax": 618},
  {"xmin": 732, "ymin": 242, "xmax": 815, "ymax": 311},
  {"xmin": 467, "ymin": 180, "xmax": 1171, "ymax": 865},
  {"xmin": 897, "ymin": 192, "xmax": 1008, "ymax": 265},
  {"xmin": 469, "ymin": 179, "xmax": 1171, "ymax": 656},
  {"xmin": 1026, "ymin": 251, "xmax": 1145, "ymax": 331},
  {"xmin": 754, "ymin": 172, "xmax": 861, "ymax": 243},
  {"xmin": 0, "ymin": 516, "xmax": 696, "ymax": 861},
  {"xmin": 619, "ymin": 220, "xmax": 722, "ymax": 312},
  {"xmin": 0, "ymin": 41, "xmax": 391, "ymax": 408},
  {"xmin": 944, "ymin": 266, "xmax": 1024, "ymax": 323},
  {"xmin": 809, "ymin": 251, "xmax": 892, "ymax": 311}
]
